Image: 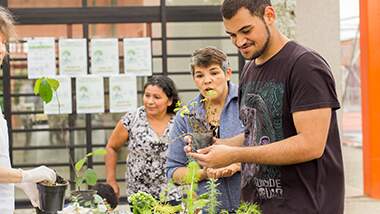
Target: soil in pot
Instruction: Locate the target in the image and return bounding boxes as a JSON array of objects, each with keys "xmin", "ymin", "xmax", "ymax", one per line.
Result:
[
  {"xmin": 191, "ymin": 132, "xmax": 213, "ymax": 152},
  {"xmin": 37, "ymin": 174, "xmax": 68, "ymax": 214}
]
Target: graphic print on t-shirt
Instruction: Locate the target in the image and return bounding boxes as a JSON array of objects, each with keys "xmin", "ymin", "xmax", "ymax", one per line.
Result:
[{"xmin": 240, "ymin": 81, "xmax": 284, "ymax": 201}]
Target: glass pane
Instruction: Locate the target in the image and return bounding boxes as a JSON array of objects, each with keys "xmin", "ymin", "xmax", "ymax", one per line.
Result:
[
  {"xmin": 89, "ymin": 23, "xmax": 152, "ymax": 38},
  {"xmin": 13, "ymin": 148, "xmax": 70, "ymax": 165},
  {"xmin": 151, "ymin": 23, "xmax": 162, "ymax": 38},
  {"xmin": 167, "ymin": 39, "xmax": 236, "ymax": 55},
  {"xmin": 152, "ymin": 58, "xmax": 163, "ymax": 74},
  {"xmin": 167, "ymin": 22, "xmax": 226, "ymax": 37}
]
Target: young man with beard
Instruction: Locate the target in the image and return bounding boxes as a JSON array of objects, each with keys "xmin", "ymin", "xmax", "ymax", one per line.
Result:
[{"xmin": 187, "ymin": 0, "xmax": 344, "ymax": 213}]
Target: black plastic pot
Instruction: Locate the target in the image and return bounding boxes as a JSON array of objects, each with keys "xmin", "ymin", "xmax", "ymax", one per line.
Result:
[
  {"xmin": 191, "ymin": 132, "xmax": 213, "ymax": 152},
  {"xmin": 37, "ymin": 181, "xmax": 68, "ymax": 214},
  {"xmin": 71, "ymin": 190, "xmax": 98, "ymax": 207}
]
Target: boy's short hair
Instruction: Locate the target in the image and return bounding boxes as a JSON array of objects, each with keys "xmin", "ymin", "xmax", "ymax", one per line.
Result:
[
  {"xmin": 221, "ymin": 0, "xmax": 272, "ymax": 20},
  {"xmin": 190, "ymin": 46, "xmax": 229, "ymax": 75},
  {"xmin": 93, "ymin": 183, "xmax": 118, "ymax": 209}
]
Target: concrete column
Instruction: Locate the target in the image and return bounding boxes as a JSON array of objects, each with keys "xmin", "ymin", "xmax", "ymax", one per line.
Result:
[{"xmin": 294, "ymin": 0, "xmax": 343, "ymax": 128}]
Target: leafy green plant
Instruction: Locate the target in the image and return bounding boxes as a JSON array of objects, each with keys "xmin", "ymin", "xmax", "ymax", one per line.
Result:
[
  {"xmin": 33, "ymin": 77, "xmax": 60, "ymax": 103},
  {"xmin": 74, "ymin": 148, "xmax": 107, "ymax": 189},
  {"xmin": 173, "ymin": 89, "xmax": 218, "ymax": 132},
  {"xmin": 206, "ymin": 178, "xmax": 220, "ymax": 214},
  {"xmin": 128, "ymin": 161, "xmax": 212, "ymax": 214},
  {"xmin": 70, "ymin": 193, "xmax": 110, "ymax": 213},
  {"xmin": 236, "ymin": 202, "xmax": 261, "ymax": 214},
  {"xmin": 181, "ymin": 161, "xmax": 209, "ymax": 214},
  {"xmin": 128, "ymin": 191, "xmax": 158, "ymax": 214}
]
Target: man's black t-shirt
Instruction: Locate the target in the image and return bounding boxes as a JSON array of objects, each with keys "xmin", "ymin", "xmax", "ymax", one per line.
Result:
[{"xmin": 238, "ymin": 41, "xmax": 344, "ymax": 214}]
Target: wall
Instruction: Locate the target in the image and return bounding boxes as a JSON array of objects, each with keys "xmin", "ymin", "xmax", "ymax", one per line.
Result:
[{"xmin": 295, "ymin": 0, "xmax": 343, "ymax": 126}]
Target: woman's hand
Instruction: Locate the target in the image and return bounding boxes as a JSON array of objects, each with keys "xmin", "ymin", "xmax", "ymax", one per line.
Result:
[
  {"xmin": 205, "ymin": 163, "xmax": 241, "ymax": 179},
  {"xmin": 107, "ymin": 180, "xmax": 120, "ymax": 198}
]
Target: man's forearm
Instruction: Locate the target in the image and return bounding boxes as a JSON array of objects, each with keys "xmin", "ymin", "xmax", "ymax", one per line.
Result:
[
  {"xmin": 218, "ymin": 133, "xmax": 244, "ymax": 147},
  {"xmin": 234, "ymin": 134, "xmax": 323, "ymax": 165}
]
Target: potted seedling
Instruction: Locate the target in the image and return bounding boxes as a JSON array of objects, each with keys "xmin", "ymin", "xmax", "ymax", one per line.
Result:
[
  {"xmin": 34, "ymin": 77, "xmax": 70, "ymax": 213},
  {"xmin": 174, "ymin": 89, "xmax": 218, "ymax": 152},
  {"xmin": 34, "ymin": 78, "xmax": 109, "ymax": 211},
  {"xmin": 70, "ymin": 148, "xmax": 107, "ymax": 208}
]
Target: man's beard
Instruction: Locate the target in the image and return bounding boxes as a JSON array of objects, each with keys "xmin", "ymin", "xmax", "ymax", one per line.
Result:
[{"xmin": 250, "ymin": 23, "xmax": 271, "ymax": 60}]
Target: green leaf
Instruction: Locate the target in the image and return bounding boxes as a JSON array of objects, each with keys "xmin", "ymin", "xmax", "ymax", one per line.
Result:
[
  {"xmin": 34, "ymin": 79, "xmax": 41, "ymax": 95},
  {"xmin": 39, "ymin": 79, "xmax": 53, "ymax": 103},
  {"xmin": 47, "ymin": 78, "xmax": 60, "ymax": 91},
  {"xmin": 91, "ymin": 148, "xmax": 107, "ymax": 157},
  {"xmin": 193, "ymin": 198, "xmax": 209, "ymax": 209},
  {"xmin": 205, "ymin": 89, "xmax": 217, "ymax": 97},
  {"xmin": 84, "ymin": 169, "xmax": 97, "ymax": 185},
  {"xmin": 175, "ymin": 100, "xmax": 182, "ymax": 107},
  {"xmin": 75, "ymin": 176, "xmax": 84, "ymax": 188},
  {"xmin": 75, "ymin": 158, "xmax": 86, "ymax": 172}
]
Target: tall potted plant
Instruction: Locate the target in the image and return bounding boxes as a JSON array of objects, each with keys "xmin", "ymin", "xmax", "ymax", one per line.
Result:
[{"xmin": 34, "ymin": 77, "xmax": 69, "ymax": 213}]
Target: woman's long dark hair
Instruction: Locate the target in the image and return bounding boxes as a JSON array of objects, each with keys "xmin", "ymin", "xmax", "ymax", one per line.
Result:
[{"xmin": 144, "ymin": 75, "xmax": 180, "ymax": 114}]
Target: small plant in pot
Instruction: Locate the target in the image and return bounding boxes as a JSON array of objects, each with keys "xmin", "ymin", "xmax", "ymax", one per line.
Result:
[
  {"xmin": 36, "ymin": 174, "xmax": 69, "ymax": 214},
  {"xmin": 34, "ymin": 78, "xmax": 109, "ymax": 212},
  {"xmin": 70, "ymin": 148, "xmax": 107, "ymax": 208},
  {"xmin": 34, "ymin": 77, "xmax": 69, "ymax": 213},
  {"xmin": 174, "ymin": 89, "xmax": 218, "ymax": 152}
]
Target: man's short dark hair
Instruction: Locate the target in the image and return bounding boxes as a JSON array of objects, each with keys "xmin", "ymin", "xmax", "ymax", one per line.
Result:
[{"xmin": 221, "ymin": 0, "xmax": 272, "ymax": 19}]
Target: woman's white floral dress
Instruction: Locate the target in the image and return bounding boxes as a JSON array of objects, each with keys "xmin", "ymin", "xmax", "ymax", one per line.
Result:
[{"xmin": 122, "ymin": 106, "xmax": 175, "ymax": 199}]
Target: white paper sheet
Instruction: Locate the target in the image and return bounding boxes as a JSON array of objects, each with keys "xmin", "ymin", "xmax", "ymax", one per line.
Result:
[
  {"xmin": 109, "ymin": 76, "xmax": 137, "ymax": 113},
  {"xmin": 59, "ymin": 39, "xmax": 88, "ymax": 77},
  {"xmin": 27, "ymin": 38, "xmax": 56, "ymax": 79},
  {"xmin": 90, "ymin": 38, "xmax": 119, "ymax": 76},
  {"xmin": 123, "ymin": 37, "xmax": 152, "ymax": 76},
  {"xmin": 76, "ymin": 76, "xmax": 105, "ymax": 113}
]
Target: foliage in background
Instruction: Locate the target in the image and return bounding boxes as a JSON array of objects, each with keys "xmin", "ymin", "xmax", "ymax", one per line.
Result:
[{"xmin": 273, "ymin": 0, "xmax": 296, "ymax": 39}]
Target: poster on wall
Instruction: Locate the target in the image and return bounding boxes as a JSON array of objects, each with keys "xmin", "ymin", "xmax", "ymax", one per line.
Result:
[
  {"xmin": 44, "ymin": 77, "xmax": 72, "ymax": 114},
  {"xmin": 76, "ymin": 76, "xmax": 104, "ymax": 113},
  {"xmin": 90, "ymin": 38, "xmax": 119, "ymax": 76},
  {"xmin": 59, "ymin": 39, "xmax": 87, "ymax": 77},
  {"xmin": 109, "ymin": 75, "xmax": 137, "ymax": 113},
  {"xmin": 27, "ymin": 38, "xmax": 56, "ymax": 79},
  {"xmin": 123, "ymin": 37, "xmax": 152, "ymax": 76}
]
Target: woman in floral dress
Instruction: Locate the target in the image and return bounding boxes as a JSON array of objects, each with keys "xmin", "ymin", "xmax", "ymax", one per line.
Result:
[{"xmin": 105, "ymin": 76, "xmax": 180, "ymax": 200}]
